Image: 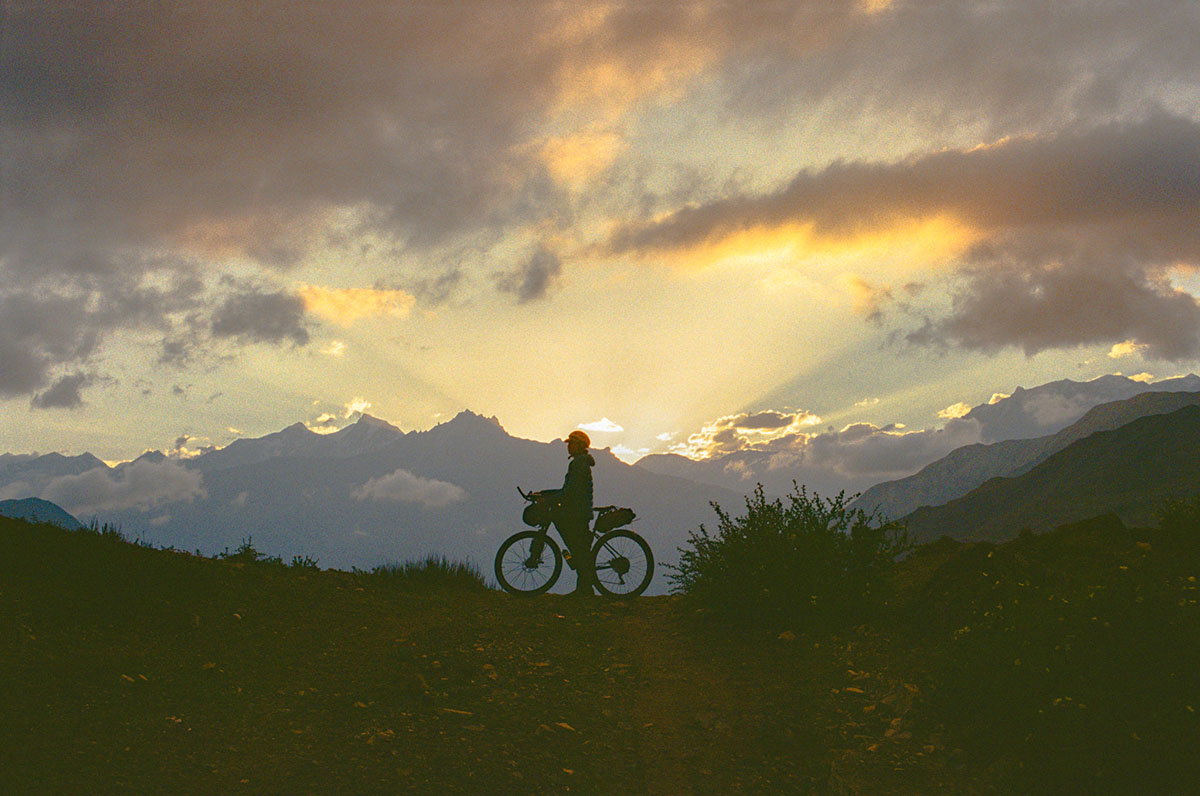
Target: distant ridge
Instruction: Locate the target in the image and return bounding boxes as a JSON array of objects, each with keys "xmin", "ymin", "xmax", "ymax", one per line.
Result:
[
  {"xmin": 637, "ymin": 373, "xmax": 1200, "ymax": 499},
  {"xmin": 0, "ymin": 497, "xmax": 84, "ymax": 530},
  {"xmin": 852, "ymin": 389, "xmax": 1200, "ymax": 520},
  {"xmin": 900, "ymin": 404, "xmax": 1200, "ymax": 545}
]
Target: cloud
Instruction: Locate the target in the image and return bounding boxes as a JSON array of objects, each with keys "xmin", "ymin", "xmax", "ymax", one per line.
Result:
[
  {"xmin": 665, "ymin": 409, "xmax": 987, "ymax": 494},
  {"xmin": 210, "ymin": 289, "xmax": 309, "ymax": 346},
  {"xmin": 297, "ymin": 285, "xmax": 415, "ymax": 325},
  {"xmin": 673, "ymin": 409, "xmax": 822, "ymax": 459},
  {"xmin": 4, "ymin": 1, "xmax": 1197, "ymax": 394},
  {"xmin": 1129, "ymin": 372, "xmax": 1155, "ymax": 383},
  {"xmin": 351, "ymin": 468, "xmax": 468, "ymax": 509},
  {"xmin": 613, "ymin": 113, "xmax": 1200, "ymax": 359},
  {"xmin": 845, "ymin": 275, "xmax": 894, "ymax": 322},
  {"xmin": 908, "ymin": 248, "xmax": 1200, "ymax": 360},
  {"xmin": 579, "ymin": 418, "xmax": 624, "ymax": 433},
  {"xmin": 404, "ymin": 270, "xmax": 463, "ymax": 307},
  {"xmin": 321, "ymin": 340, "xmax": 346, "ymax": 357},
  {"xmin": 39, "ymin": 460, "xmax": 207, "ymax": 515},
  {"xmin": 612, "ymin": 114, "xmax": 1200, "ymax": 258},
  {"xmin": 795, "ymin": 418, "xmax": 983, "ymax": 480},
  {"xmin": 0, "ymin": 279, "xmax": 199, "ymax": 398},
  {"xmin": 1109, "ymin": 340, "xmax": 1149, "ymax": 359},
  {"xmin": 735, "ymin": 411, "xmax": 801, "ymax": 430},
  {"xmin": 30, "ymin": 373, "xmax": 93, "ymax": 409},
  {"xmin": 343, "ymin": 397, "xmax": 371, "ymax": 418},
  {"xmin": 541, "ymin": 126, "xmax": 626, "ymax": 187},
  {"xmin": 937, "ymin": 402, "xmax": 972, "ymax": 420},
  {"xmin": 495, "ymin": 246, "xmax": 563, "ymax": 304}
]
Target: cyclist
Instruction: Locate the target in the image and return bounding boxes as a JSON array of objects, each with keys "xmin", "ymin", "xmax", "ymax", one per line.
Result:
[{"xmin": 540, "ymin": 429, "xmax": 595, "ymax": 595}]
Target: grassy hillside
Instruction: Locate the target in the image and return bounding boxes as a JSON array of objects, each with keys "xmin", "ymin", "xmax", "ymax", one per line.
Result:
[{"xmin": 2, "ymin": 516, "xmax": 1197, "ymax": 795}]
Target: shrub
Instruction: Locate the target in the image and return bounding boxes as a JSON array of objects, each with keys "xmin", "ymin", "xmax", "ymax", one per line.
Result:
[
  {"xmin": 669, "ymin": 484, "xmax": 909, "ymax": 629},
  {"xmin": 85, "ymin": 519, "xmax": 126, "ymax": 542},
  {"xmin": 216, "ymin": 537, "xmax": 282, "ymax": 566},
  {"xmin": 360, "ymin": 555, "xmax": 489, "ymax": 591}
]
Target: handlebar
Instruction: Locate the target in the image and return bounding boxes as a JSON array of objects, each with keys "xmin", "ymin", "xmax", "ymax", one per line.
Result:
[{"xmin": 518, "ymin": 487, "xmax": 545, "ymax": 502}]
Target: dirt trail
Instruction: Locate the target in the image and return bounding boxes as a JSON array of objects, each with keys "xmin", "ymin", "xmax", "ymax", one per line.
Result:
[{"xmin": 606, "ymin": 598, "xmax": 748, "ymax": 796}]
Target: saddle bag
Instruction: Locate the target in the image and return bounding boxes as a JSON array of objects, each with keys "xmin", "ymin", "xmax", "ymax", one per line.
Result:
[{"xmin": 594, "ymin": 506, "xmax": 635, "ymax": 534}]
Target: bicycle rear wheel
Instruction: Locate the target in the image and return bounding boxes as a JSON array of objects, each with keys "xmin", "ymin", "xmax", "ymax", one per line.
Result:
[
  {"xmin": 591, "ymin": 529, "xmax": 654, "ymax": 598},
  {"xmin": 495, "ymin": 530, "xmax": 563, "ymax": 595}
]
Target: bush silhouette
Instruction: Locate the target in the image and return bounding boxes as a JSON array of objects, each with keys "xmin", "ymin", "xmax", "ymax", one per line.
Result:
[
  {"xmin": 216, "ymin": 536, "xmax": 282, "ymax": 566},
  {"xmin": 669, "ymin": 484, "xmax": 909, "ymax": 629}
]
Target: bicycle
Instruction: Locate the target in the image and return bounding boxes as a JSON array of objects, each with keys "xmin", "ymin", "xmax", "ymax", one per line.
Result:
[{"xmin": 494, "ymin": 487, "xmax": 654, "ymax": 598}]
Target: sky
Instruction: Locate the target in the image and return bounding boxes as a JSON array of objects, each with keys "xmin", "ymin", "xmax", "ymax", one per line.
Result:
[{"xmin": 2, "ymin": 0, "xmax": 1199, "ymax": 469}]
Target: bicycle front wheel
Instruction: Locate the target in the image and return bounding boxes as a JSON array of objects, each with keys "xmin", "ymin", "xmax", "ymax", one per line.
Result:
[
  {"xmin": 591, "ymin": 529, "xmax": 654, "ymax": 598},
  {"xmin": 495, "ymin": 530, "xmax": 563, "ymax": 596}
]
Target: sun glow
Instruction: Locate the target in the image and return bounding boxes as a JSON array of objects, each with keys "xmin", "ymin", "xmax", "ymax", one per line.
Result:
[
  {"xmin": 298, "ymin": 285, "xmax": 416, "ymax": 325},
  {"xmin": 642, "ymin": 215, "xmax": 980, "ymax": 273}
]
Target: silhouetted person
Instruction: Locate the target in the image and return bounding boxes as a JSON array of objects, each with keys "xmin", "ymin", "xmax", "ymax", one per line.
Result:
[{"xmin": 542, "ymin": 430, "xmax": 595, "ymax": 595}]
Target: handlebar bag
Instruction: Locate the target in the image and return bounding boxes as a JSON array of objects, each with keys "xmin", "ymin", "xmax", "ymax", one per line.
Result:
[{"xmin": 523, "ymin": 500, "xmax": 553, "ymax": 527}]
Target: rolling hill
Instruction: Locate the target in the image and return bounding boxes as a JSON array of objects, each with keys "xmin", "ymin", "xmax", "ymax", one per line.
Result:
[
  {"xmin": 853, "ymin": 390, "xmax": 1200, "ymax": 520},
  {"xmin": 900, "ymin": 404, "xmax": 1200, "ymax": 545}
]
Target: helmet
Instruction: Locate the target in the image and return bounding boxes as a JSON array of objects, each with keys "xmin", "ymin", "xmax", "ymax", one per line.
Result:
[{"xmin": 567, "ymin": 429, "xmax": 590, "ymax": 448}]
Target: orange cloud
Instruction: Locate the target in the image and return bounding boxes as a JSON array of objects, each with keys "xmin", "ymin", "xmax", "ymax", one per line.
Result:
[
  {"xmin": 937, "ymin": 402, "xmax": 972, "ymax": 420},
  {"xmin": 297, "ymin": 285, "xmax": 415, "ymax": 325},
  {"xmin": 541, "ymin": 127, "xmax": 625, "ymax": 187},
  {"xmin": 625, "ymin": 215, "xmax": 978, "ymax": 272},
  {"xmin": 1108, "ymin": 340, "xmax": 1148, "ymax": 359}
]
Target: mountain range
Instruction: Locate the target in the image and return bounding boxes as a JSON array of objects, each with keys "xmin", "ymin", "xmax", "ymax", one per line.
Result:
[
  {"xmin": 3, "ymin": 373, "xmax": 1199, "ymax": 584},
  {"xmin": 900, "ymin": 404, "xmax": 1200, "ymax": 544},
  {"xmin": 637, "ymin": 374, "xmax": 1200, "ymax": 497},
  {"xmin": 852, "ymin": 389, "xmax": 1200, "ymax": 520},
  {"xmin": 0, "ymin": 411, "xmax": 741, "ymax": 594}
]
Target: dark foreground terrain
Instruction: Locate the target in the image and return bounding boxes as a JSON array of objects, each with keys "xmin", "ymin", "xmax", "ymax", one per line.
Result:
[{"xmin": 2, "ymin": 516, "xmax": 1197, "ymax": 795}]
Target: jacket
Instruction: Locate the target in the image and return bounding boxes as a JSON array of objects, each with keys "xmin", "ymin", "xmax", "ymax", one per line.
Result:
[{"xmin": 546, "ymin": 451, "xmax": 594, "ymax": 519}]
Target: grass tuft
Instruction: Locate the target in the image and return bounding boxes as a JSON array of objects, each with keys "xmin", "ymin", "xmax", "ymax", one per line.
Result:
[{"xmin": 358, "ymin": 555, "xmax": 491, "ymax": 591}]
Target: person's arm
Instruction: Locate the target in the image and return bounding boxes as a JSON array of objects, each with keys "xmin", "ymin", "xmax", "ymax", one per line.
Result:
[{"xmin": 542, "ymin": 459, "xmax": 579, "ymax": 502}]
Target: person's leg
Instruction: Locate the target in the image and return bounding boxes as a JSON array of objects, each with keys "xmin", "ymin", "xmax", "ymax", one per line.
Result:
[{"xmin": 562, "ymin": 516, "xmax": 594, "ymax": 595}]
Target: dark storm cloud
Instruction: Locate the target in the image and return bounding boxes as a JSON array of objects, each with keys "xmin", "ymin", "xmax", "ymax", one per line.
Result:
[
  {"xmin": 495, "ymin": 247, "xmax": 563, "ymax": 304},
  {"xmin": 0, "ymin": 267, "xmax": 205, "ymax": 397},
  {"xmin": 0, "ymin": 292, "xmax": 94, "ymax": 397},
  {"xmin": 908, "ymin": 249, "xmax": 1200, "ymax": 360},
  {"xmin": 210, "ymin": 290, "xmax": 310, "ymax": 346},
  {"xmin": 30, "ymin": 373, "xmax": 93, "ymax": 410}
]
